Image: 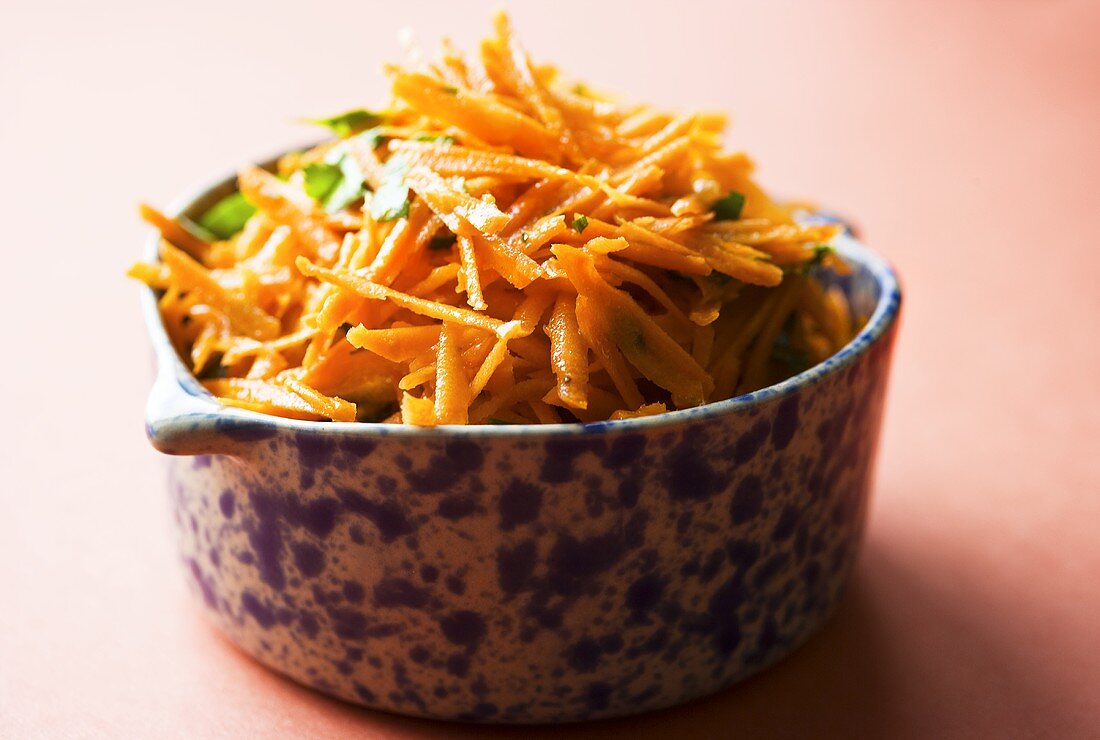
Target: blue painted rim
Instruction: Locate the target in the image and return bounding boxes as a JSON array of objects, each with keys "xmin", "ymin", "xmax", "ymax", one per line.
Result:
[{"xmin": 140, "ymin": 150, "xmax": 902, "ymax": 440}]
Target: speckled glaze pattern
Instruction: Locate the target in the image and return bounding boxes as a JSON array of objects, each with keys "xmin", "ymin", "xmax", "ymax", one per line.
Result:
[{"xmin": 141, "ymin": 170, "xmax": 901, "ymax": 723}]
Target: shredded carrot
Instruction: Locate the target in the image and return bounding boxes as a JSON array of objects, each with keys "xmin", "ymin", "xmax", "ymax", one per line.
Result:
[
  {"xmin": 610, "ymin": 402, "xmax": 668, "ymax": 420},
  {"xmin": 139, "ymin": 204, "xmax": 209, "ymax": 261},
  {"xmin": 391, "ymin": 141, "xmax": 585, "ymax": 186},
  {"xmin": 403, "ymin": 166, "xmax": 511, "ymax": 235},
  {"xmin": 130, "ymin": 12, "xmax": 857, "ymax": 425},
  {"xmin": 545, "ymin": 293, "xmax": 588, "ymax": 409},
  {"xmin": 391, "ymin": 71, "xmax": 561, "ymax": 162},
  {"xmin": 554, "ymin": 244, "xmax": 713, "ymax": 407},
  {"xmin": 456, "ymin": 235, "xmax": 487, "ymax": 310},
  {"xmin": 400, "ymin": 391, "xmax": 437, "ymax": 426},
  {"xmin": 297, "ymin": 257, "xmax": 506, "ymax": 335},
  {"xmin": 346, "ymin": 324, "xmax": 441, "ymax": 362},
  {"xmin": 470, "ymin": 320, "xmax": 527, "ymax": 397},
  {"xmin": 237, "ymin": 166, "xmax": 342, "ymax": 261},
  {"xmin": 158, "ymin": 241, "xmax": 280, "ymax": 341},
  {"xmin": 434, "ymin": 322, "xmax": 471, "ymax": 424},
  {"xmin": 279, "ymin": 375, "xmax": 358, "ymax": 422}
]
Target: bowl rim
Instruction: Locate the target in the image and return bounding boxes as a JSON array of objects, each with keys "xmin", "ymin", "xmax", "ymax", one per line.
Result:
[{"xmin": 141, "ymin": 149, "xmax": 902, "ymax": 440}]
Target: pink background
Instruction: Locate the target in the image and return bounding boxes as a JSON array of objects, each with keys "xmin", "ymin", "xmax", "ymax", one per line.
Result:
[{"xmin": 2, "ymin": 0, "xmax": 1099, "ymax": 736}]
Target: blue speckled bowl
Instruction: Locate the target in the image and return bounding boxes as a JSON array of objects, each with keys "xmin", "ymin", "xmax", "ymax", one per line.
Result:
[{"xmin": 141, "ymin": 162, "xmax": 901, "ymax": 723}]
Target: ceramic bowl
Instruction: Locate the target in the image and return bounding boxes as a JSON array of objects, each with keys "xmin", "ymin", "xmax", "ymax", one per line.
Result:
[{"xmin": 140, "ymin": 160, "xmax": 901, "ymax": 723}]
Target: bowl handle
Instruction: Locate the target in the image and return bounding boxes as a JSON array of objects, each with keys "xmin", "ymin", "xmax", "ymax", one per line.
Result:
[{"xmin": 145, "ymin": 359, "xmax": 239, "ymax": 456}]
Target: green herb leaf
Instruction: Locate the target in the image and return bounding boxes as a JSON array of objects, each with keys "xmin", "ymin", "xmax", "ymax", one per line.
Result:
[
  {"xmin": 324, "ymin": 152, "xmax": 367, "ymax": 213},
  {"xmin": 799, "ymin": 244, "xmax": 834, "ymax": 274},
  {"xmin": 440, "ymin": 85, "xmax": 458, "ymax": 95},
  {"xmin": 712, "ymin": 190, "xmax": 745, "ymax": 221},
  {"xmin": 429, "ymin": 232, "xmax": 457, "ymax": 251},
  {"xmin": 809, "ymin": 244, "xmax": 833, "ymax": 266},
  {"xmin": 302, "ymin": 148, "xmax": 367, "ymax": 213},
  {"xmin": 308, "ymin": 109, "xmax": 384, "ymax": 138},
  {"xmin": 370, "ymin": 155, "xmax": 411, "ymax": 222},
  {"xmin": 413, "ymin": 133, "xmax": 457, "ymax": 146},
  {"xmin": 197, "ymin": 192, "xmax": 256, "ymax": 240},
  {"xmin": 571, "ymin": 214, "xmax": 589, "ymax": 234},
  {"xmin": 303, "ymin": 162, "xmax": 342, "ymax": 201},
  {"xmin": 354, "ymin": 126, "xmax": 387, "ymax": 150}
]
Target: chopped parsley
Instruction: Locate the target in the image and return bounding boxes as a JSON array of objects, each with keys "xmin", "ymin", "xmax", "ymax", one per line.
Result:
[
  {"xmin": 355, "ymin": 126, "xmax": 387, "ymax": 150},
  {"xmin": 370, "ymin": 155, "xmax": 411, "ymax": 222},
  {"xmin": 302, "ymin": 162, "xmax": 342, "ymax": 201},
  {"xmin": 799, "ymin": 244, "xmax": 834, "ymax": 274},
  {"xmin": 440, "ymin": 85, "xmax": 458, "ymax": 95},
  {"xmin": 413, "ymin": 133, "xmax": 457, "ymax": 145},
  {"xmin": 571, "ymin": 214, "xmax": 589, "ymax": 234},
  {"xmin": 308, "ymin": 109, "xmax": 384, "ymax": 138},
  {"xmin": 325, "ymin": 152, "xmax": 367, "ymax": 213},
  {"xmin": 711, "ymin": 190, "xmax": 745, "ymax": 221},
  {"xmin": 196, "ymin": 191, "xmax": 256, "ymax": 240},
  {"xmin": 303, "ymin": 147, "xmax": 367, "ymax": 213}
]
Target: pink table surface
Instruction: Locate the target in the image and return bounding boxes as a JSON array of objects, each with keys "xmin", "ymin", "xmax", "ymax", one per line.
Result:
[{"xmin": 2, "ymin": 1, "xmax": 1098, "ymax": 737}]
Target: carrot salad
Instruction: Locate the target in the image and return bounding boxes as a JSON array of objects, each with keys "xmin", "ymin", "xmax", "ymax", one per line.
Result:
[{"xmin": 129, "ymin": 12, "xmax": 857, "ymax": 425}]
